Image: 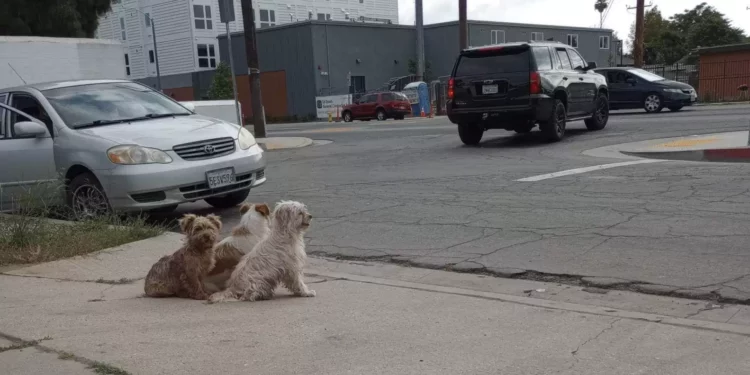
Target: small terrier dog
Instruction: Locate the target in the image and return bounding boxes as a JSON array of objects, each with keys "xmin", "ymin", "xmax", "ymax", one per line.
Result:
[
  {"xmin": 144, "ymin": 214, "xmax": 221, "ymax": 300},
  {"xmin": 203, "ymin": 203, "xmax": 271, "ymax": 293},
  {"xmin": 208, "ymin": 201, "xmax": 315, "ymax": 303}
]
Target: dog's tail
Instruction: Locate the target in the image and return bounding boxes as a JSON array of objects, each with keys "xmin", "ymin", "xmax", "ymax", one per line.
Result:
[{"xmin": 206, "ymin": 289, "xmax": 238, "ymax": 304}]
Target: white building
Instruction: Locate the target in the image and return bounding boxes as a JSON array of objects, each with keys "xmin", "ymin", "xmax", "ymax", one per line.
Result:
[{"xmin": 96, "ymin": 0, "xmax": 399, "ymax": 80}]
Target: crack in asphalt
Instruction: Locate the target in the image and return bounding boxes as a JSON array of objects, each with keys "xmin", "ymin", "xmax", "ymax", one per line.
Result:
[{"xmin": 571, "ymin": 318, "xmax": 623, "ymax": 356}]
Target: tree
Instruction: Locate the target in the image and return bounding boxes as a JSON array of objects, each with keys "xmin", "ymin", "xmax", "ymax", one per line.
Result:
[
  {"xmin": 0, "ymin": 0, "xmax": 113, "ymax": 38},
  {"xmin": 407, "ymin": 59, "xmax": 432, "ymax": 82},
  {"xmin": 207, "ymin": 62, "xmax": 234, "ymax": 100}
]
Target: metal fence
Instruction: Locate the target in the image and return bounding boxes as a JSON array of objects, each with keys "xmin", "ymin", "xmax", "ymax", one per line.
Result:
[{"xmin": 642, "ymin": 61, "xmax": 750, "ymax": 102}]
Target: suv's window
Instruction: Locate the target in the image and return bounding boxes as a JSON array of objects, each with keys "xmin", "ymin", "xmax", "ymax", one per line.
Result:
[
  {"xmin": 382, "ymin": 93, "xmax": 395, "ymax": 102},
  {"xmin": 556, "ymin": 48, "xmax": 573, "ymax": 70},
  {"xmin": 0, "ymin": 93, "xmax": 6, "ymax": 139},
  {"xmin": 9, "ymin": 94, "xmax": 53, "ymax": 137},
  {"xmin": 567, "ymin": 49, "xmax": 586, "ymax": 70},
  {"xmin": 363, "ymin": 94, "xmax": 377, "ymax": 103},
  {"xmin": 456, "ymin": 48, "xmax": 530, "ymax": 76},
  {"xmin": 531, "ymin": 47, "xmax": 553, "ymax": 71}
]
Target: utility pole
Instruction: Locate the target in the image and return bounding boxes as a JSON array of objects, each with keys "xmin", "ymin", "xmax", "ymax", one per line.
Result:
[
  {"xmin": 240, "ymin": 0, "xmax": 266, "ymax": 138},
  {"xmin": 628, "ymin": 0, "xmax": 652, "ymax": 67},
  {"xmin": 458, "ymin": 0, "xmax": 467, "ymax": 50},
  {"xmin": 151, "ymin": 20, "xmax": 162, "ymax": 91},
  {"xmin": 415, "ymin": 0, "xmax": 424, "ymax": 81},
  {"xmin": 219, "ymin": 0, "xmax": 242, "ymax": 126}
]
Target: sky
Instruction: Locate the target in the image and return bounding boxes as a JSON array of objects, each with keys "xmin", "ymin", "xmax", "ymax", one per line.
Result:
[{"xmin": 398, "ymin": 0, "xmax": 749, "ymax": 47}]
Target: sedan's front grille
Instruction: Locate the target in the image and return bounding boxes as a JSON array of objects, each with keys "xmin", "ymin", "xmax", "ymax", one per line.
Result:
[
  {"xmin": 180, "ymin": 172, "xmax": 254, "ymax": 200},
  {"xmin": 173, "ymin": 137, "xmax": 235, "ymax": 160},
  {"xmin": 130, "ymin": 191, "xmax": 166, "ymax": 203}
]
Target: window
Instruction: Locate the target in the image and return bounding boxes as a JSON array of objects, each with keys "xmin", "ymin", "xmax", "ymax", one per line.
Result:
[
  {"xmin": 317, "ymin": 13, "xmax": 331, "ymax": 21},
  {"xmin": 556, "ymin": 48, "xmax": 572, "ymax": 69},
  {"xmin": 144, "ymin": 13, "xmax": 151, "ymax": 28},
  {"xmin": 532, "ymin": 47, "xmax": 552, "ymax": 71},
  {"xmin": 567, "ymin": 34, "xmax": 578, "ymax": 48},
  {"xmin": 530, "ymin": 32, "xmax": 543, "ymax": 41},
  {"xmin": 567, "ymin": 48, "xmax": 585, "ymax": 70},
  {"xmin": 350, "ymin": 75, "xmax": 366, "ymax": 93},
  {"xmin": 120, "ymin": 18, "xmax": 126, "ymax": 40},
  {"xmin": 381, "ymin": 93, "xmax": 396, "ymax": 101},
  {"xmin": 599, "ymin": 35, "xmax": 610, "ymax": 50},
  {"xmin": 456, "ymin": 49, "xmax": 530, "ymax": 76},
  {"xmin": 0, "ymin": 94, "xmax": 6, "ymax": 138},
  {"xmin": 197, "ymin": 44, "xmax": 216, "ymax": 68},
  {"xmin": 490, "ymin": 30, "xmax": 505, "ymax": 44},
  {"xmin": 124, "ymin": 53, "xmax": 130, "ymax": 76},
  {"xmin": 149, "ymin": 50, "xmax": 155, "ymax": 64},
  {"xmin": 194, "ymin": 5, "xmax": 213, "ymax": 29},
  {"xmin": 260, "ymin": 9, "xmax": 276, "ymax": 28},
  {"xmin": 9, "ymin": 94, "xmax": 52, "ymax": 137}
]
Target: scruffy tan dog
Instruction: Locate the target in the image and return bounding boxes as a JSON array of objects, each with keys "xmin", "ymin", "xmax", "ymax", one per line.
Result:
[
  {"xmin": 203, "ymin": 203, "xmax": 271, "ymax": 293},
  {"xmin": 144, "ymin": 214, "xmax": 221, "ymax": 300},
  {"xmin": 208, "ymin": 201, "xmax": 315, "ymax": 303}
]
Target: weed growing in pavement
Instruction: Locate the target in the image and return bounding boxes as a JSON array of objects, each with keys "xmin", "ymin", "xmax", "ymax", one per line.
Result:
[
  {"xmin": 0, "ymin": 336, "xmax": 52, "ymax": 353},
  {"xmin": 0, "ymin": 181, "xmax": 163, "ymax": 266},
  {"xmin": 88, "ymin": 361, "xmax": 132, "ymax": 375}
]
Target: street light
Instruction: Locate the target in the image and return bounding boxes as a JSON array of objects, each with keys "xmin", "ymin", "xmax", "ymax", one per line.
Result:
[{"xmin": 112, "ymin": 5, "xmax": 162, "ymax": 91}]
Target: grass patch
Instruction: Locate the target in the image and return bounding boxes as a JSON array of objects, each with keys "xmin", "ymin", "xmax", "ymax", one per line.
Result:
[
  {"xmin": 58, "ymin": 351, "xmax": 76, "ymax": 360},
  {"xmin": 0, "ymin": 214, "xmax": 163, "ymax": 267},
  {"xmin": 0, "ymin": 336, "xmax": 51, "ymax": 353},
  {"xmin": 88, "ymin": 361, "xmax": 132, "ymax": 375}
]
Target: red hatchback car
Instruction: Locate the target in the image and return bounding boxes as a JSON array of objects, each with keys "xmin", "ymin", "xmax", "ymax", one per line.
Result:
[{"xmin": 342, "ymin": 92, "xmax": 412, "ymax": 122}]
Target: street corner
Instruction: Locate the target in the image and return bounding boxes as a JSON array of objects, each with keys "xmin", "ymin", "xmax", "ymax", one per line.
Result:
[{"xmin": 256, "ymin": 137, "xmax": 315, "ymax": 151}]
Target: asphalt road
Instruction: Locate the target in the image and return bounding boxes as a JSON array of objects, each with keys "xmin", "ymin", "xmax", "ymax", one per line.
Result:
[{"xmin": 168, "ymin": 104, "xmax": 750, "ymax": 301}]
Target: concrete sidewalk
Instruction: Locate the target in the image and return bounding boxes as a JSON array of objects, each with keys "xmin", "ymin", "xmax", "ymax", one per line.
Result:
[{"xmin": 2, "ymin": 238, "xmax": 750, "ymax": 374}]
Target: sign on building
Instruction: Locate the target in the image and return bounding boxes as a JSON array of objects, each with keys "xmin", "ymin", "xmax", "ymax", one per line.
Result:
[
  {"xmin": 219, "ymin": 0, "xmax": 235, "ymax": 23},
  {"xmin": 315, "ymin": 94, "xmax": 351, "ymax": 119}
]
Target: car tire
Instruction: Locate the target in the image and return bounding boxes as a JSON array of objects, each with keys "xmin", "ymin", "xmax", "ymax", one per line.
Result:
[
  {"xmin": 644, "ymin": 93, "xmax": 664, "ymax": 113},
  {"xmin": 584, "ymin": 94, "xmax": 609, "ymax": 131},
  {"xmin": 68, "ymin": 172, "xmax": 111, "ymax": 220},
  {"xmin": 540, "ymin": 99, "xmax": 567, "ymax": 142},
  {"xmin": 668, "ymin": 105, "xmax": 683, "ymax": 112},
  {"xmin": 342, "ymin": 111, "xmax": 353, "ymax": 122},
  {"xmin": 204, "ymin": 189, "xmax": 250, "ymax": 209},
  {"xmin": 458, "ymin": 123, "xmax": 484, "ymax": 146},
  {"xmin": 376, "ymin": 109, "xmax": 387, "ymax": 121}
]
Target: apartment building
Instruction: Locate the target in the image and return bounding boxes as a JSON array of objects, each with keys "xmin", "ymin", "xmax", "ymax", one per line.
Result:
[{"xmin": 95, "ymin": 0, "xmax": 399, "ymax": 80}]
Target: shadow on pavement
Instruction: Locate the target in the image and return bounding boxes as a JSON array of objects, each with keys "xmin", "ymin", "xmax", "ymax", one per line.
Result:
[{"xmin": 475, "ymin": 128, "xmax": 589, "ymax": 149}]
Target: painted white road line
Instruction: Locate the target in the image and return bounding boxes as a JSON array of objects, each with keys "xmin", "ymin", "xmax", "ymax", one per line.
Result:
[{"xmin": 515, "ymin": 159, "xmax": 665, "ymax": 182}]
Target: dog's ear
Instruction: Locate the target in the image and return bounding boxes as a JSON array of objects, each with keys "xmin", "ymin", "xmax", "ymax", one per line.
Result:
[
  {"xmin": 179, "ymin": 214, "xmax": 198, "ymax": 233},
  {"xmin": 239, "ymin": 203, "xmax": 251, "ymax": 214},
  {"xmin": 206, "ymin": 214, "xmax": 222, "ymax": 230},
  {"xmin": 254, "ymin": 203, "xmax": 270, "ymax": 217}
]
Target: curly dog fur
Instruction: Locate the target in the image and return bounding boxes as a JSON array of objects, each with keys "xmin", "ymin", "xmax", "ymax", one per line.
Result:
[
  {"xmin": 144, "ymin": 214, "xmax": 221, "ymax": 300},
  {"xmin": 203, "ymin": 203, "xmax": 271, "ymax": 293},
  {"xmin": 208, "ymin": 201, "xmax": 314, "ymax": 303}
]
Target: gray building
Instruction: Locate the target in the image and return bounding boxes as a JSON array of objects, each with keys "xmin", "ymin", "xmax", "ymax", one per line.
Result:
[{"xmin": 207, "ymin": 20, "xmax": 616, "ymax": 118}]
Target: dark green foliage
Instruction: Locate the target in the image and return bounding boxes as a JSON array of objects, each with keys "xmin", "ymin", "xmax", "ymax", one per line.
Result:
[{"xmin": 0, "ymin": 0, "xmax": 114, "ymax": 38}]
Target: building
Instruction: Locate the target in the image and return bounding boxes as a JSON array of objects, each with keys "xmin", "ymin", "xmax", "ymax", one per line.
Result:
[
  {"xmin": 127, "ymin": 19, "xmax": 615, "ymax": 121},
  {"xmin": 95, "ymin": 0, "xmax": 399, "ymax": 80},
  {"xmin": 697, "ymin": 43, "xmax": 750, "ymax": 102}
]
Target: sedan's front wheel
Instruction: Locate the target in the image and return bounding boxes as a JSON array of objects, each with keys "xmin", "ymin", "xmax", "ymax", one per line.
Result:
[{"xmin": 68, "ymin": 172, "xmax": 111, "ymax": 220}]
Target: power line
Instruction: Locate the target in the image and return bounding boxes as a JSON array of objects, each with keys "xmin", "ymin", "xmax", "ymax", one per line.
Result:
[{"xmin": 602, "ymin": 0, "xmax": 615, "ymax": 26}]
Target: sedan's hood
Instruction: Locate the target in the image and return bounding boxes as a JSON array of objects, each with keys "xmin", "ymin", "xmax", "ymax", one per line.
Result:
[
  {"xmin": 659, "ymin": 80, "xmax": 694, "ymax": 90},
  {"xmin": 77, "ymin": 115, "xmax": 241, "ymax": 150}
]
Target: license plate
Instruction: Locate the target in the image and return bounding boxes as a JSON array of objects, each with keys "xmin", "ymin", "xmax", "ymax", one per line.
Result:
[
  {"xmin": 482, "ymin": 84, "xmax": 498, "ymax": 95},
  {"xmin": 206, "ymin": 168, "xmax": 236, "ymax": 189}
]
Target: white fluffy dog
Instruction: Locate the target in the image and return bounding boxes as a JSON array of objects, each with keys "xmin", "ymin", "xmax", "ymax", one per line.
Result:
[
  {"xmin": 208, "ymin": 201, "xmax": 315, "ymax": 303},
  {"xmin": 203, "ymin": 203, "xmax": 271, "ymax": 293}
]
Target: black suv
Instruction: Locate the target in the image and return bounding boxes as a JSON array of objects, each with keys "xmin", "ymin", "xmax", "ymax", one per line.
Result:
[{"xmin": 447, "ymin": 41, "xmax": 610, "ymax": 145}]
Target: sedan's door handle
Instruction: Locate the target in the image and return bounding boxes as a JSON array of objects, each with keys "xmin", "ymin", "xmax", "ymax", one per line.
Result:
[
  {"xmin": 579, "ymin": 78, "xmax": 584, "ymax": 81},
  {"xmin": 563, "ymin": 77, "xmax": 568, "ymax": 80}
]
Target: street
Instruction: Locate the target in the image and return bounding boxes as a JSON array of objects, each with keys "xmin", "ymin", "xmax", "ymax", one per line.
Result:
[{"xmin": 172, "ymin": 104, "xmax": 750, "ymax": 302}]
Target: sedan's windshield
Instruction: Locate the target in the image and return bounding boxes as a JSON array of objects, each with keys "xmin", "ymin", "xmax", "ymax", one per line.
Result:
[
  {"xmin": 629, "ymin": 68, "xmax": 666, "ymax": 82},
  {"xmin": 42, "ymin": 82, "xmax": 192, "ymax": 128}
]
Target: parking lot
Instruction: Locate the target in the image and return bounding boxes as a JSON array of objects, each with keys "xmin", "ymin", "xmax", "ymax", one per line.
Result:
[{"xmin": 164, "ymin": 104, "xmax": 750, "ymax": 301}]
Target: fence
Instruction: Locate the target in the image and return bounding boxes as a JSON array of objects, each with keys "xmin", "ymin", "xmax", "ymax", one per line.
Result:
[{"xmin": 642, "ymin": 61, "xmax": 750, "ymax": 102}]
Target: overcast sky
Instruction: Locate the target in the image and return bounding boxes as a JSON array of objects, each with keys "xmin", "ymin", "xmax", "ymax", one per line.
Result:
[{"xmin": 398, "ymin": 0, "xmax": 749, "ymax": 45}]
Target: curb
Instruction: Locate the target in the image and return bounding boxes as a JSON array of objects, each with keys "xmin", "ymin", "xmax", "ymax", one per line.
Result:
[
  {"xmin": 256, "ymin": 137, "xmax": 313, "ymax": 151},
  {"xmin": 623, "ymin": 146, "xmax": 750, "ymax": 163}
]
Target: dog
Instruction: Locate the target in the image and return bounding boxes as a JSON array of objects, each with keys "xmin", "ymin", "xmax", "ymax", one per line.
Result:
[
  {"xmin": 203, "ymin": 203, "xmax": 271, "ymax": 293},
  {"xmin": 144, "ymin": 214, "xmax": 221, "ymax": 300},
  {"xmin": 208, "ymin": 201, "xmax": 315, "ymax": 303}
]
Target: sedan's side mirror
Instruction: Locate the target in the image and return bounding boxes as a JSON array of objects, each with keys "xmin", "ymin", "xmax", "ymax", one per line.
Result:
[
  {"xmin": 181, "ymin": 102, "xmax": 196, "ymax": 112},
  {"xmin": 586, "ymin": 61, "xmax": 597, "ymax": 70},
  {"xmin": 14, "ymin": 121, "xmax": 48, "ymax": 138}
]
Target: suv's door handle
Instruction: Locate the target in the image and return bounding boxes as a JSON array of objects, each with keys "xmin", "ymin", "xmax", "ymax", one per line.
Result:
[
  {"xmin": 579, "ymin": 78, "xmax": 584, "ymax": 81},
  {"xmin": 563, "ymin": 77, "xmax": 568, "ymax": 80}
]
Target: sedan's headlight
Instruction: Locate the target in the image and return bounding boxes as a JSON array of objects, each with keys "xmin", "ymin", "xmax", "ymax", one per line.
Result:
[
  {"xmin": 107, "ymin": 145, "xmax": 173, "ymax": 165},
  {"xmin": 238, "ymin": 127, "xmax": 257, "ymax": 150},
  {"xmin": 663, "ymin": 88, "xmax": 683, "ymax": 93}
]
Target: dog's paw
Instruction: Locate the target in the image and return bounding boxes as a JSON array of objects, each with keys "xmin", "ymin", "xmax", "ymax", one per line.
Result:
[{"xmin": 303, "ymin": 290, "xmax": 316, "ymax": 297}]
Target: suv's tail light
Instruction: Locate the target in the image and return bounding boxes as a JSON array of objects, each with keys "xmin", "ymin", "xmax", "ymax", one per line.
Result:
[
  {"xmin": 530, "ymin": 72, "xmax": 541, "ymax": 95},
  {"xmin": 448, "ymin": 78, "xmax": 455, "ymax": 99}
]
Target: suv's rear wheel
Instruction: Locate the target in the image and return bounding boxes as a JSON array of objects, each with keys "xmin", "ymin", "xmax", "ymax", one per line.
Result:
[
  {"xmin": 584, "ymin": 95, "xmax": 609, "ymax": 131},
  {"xmin": 376, "ymin": 109, "xmax": 387, "ymax": 121},
  {"xmin": 458, "ymin": 123, "xmax": 484, "ymax": 146},
  {"xmin": 342, "ymin": 111, "xmax": 353, "ymax": 122},
  {"xmin": 540, "ymin": 99, "xmax": 567, "ymax": 142}
]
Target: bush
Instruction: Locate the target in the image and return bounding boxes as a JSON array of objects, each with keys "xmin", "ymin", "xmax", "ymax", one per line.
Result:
[{"xmin": 207, "ymin": 62, "xmax": 234, "ymax": 100}]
